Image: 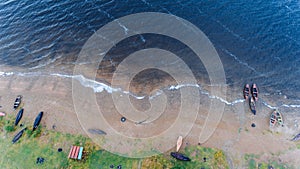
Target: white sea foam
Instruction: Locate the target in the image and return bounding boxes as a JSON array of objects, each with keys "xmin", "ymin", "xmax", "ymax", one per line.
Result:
[{"xmin": 1, "ymin": 71, "xmax": 299, "ymax": 110}]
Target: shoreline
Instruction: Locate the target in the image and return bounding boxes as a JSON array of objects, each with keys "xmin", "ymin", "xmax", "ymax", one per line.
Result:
[{"xmin": 0, "ymin": 67, "xmax": 300, "ymax": 167}]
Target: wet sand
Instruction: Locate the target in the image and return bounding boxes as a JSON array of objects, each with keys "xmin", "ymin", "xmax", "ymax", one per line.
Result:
[{"xmin": 0, "ymin": 68, "xmax": 300, "ymax": 167}]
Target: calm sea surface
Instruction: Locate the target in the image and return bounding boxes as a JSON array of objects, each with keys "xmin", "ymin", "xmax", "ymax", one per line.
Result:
[{"xmin": 0, "ymin": 0, "xmax": 299, "ymax": 106}]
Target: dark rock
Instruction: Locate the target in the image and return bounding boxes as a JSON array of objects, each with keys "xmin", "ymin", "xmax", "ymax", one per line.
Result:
[
  {"xmin": 251, "ymin": 123, "xmax": 256, "ymax": 128},
  {"xmin": 58, "ymin": 148, "xmax": 62, "ymax": 152}
]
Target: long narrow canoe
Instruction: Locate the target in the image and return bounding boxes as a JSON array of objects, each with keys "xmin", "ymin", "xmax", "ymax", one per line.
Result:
[
  {"xmin": 275, "ymin": 110, "xmax": 283, "ymax": 126},
  {"xmin": 291, "ymin": 133, "xmax": 300, "ymax": 142},
  {"xmin": 13, "ymin": 95, "xmax": 22, "ymax": 110},
  {"xmin": 33, "ymin": 111, "xmax": 43, "ymax": 131},
  {"xmin": 251, "ymin": 84, "xmax": 258, "ymax": 101},
  {"xmin": 176, "ymin": 136, "xmax": 183, "ymax": 152},
  {"xmin": 170, "ymin": 152, "xmax": 191, "ymax": 161},
  {"xmin": 12, "ymin": 128, "xmax": 27, "ymax": 144},
  {"xmin": 243, "ymin": 84, "xmax": 250, "ymax": 100},
  {"xmin": 249, "ymin": 98, "xmax": 256, "ymax": 115},
  {"xmin": 15, "ymin": 108, "xmax": 24, "ymax": 126},
  {"xmin": 270, "ymin": 110, "xmax": 277, "ymax": 127}
]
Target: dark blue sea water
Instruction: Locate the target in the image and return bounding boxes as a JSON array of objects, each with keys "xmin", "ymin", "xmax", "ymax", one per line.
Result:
[{"xmin": 0, "ymin": 0, "xmax": 299, "ymax": 105}]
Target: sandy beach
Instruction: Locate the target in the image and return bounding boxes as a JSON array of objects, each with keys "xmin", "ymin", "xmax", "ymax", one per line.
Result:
[{"xmin": 0, "ymin": 66, "xmax": 300, "ymax": 168}]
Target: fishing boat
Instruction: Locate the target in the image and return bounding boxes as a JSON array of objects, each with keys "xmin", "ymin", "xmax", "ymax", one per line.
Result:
[
  {"xmin": 251, "ymin": 84, "xmax": 258, "ymax": 101},
  {"xmin": 243, "ymin": 84, "xmax": 250, "ymax": 100},
  {"xmin": 170, "ymin": 152, "xmax": 191, "ymax": 161},
  {"xmin": 33, "ymin": 111, "xmax": 43, "ymax": 131},
  {"xmin": 12, "ymin": 128, "xmax": 27, "ymax": 144},
  {"xmin": 176, "ymin": 136, "xmax": 183, "ymax": 152},
  {"xmin": 15, "ymin": 108, "xmax": 24, "ymax": 126},
  {"xmin": 0, "ymin": 111, "xmax": 6, "ymax": 116},
  {"xmin": 13, "ymin": 95, "xmax": 22, "ymax": 110},
  {"xmin": 270, "ymin": 111, "xmax": 277, "ymax": 127},
  {"xmin": 275, "ymin": 110, "xmax": 283, "ymax": 126},
  {"xmin": 291, "ymin": 133, "xmax": 300, "ymax": 142},
  {"xmin": 249, "ymin": 97, "xmax": 256, "ymax": 115}
]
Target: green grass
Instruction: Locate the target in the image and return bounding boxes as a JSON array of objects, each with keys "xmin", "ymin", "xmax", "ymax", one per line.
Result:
[
  {"xmin": 244, "ymin": 154, "xmax": 293, "ymax": 169},
  {"xmin": 0, "ymin": 114, "xmax": 231, "ymax": 168},
  {"xmin": 168, "ymin": 146, "xmax": 229, "ymax": 169}
]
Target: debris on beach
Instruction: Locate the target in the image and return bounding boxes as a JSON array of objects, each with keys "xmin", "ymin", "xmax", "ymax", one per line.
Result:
[
  {"xmin": 170, "ymin": 152, "xmax": 191, "ymax": 161},
  {"xmin": 88, "ymin": 129, "xmax": 107, "ymax": 135},
  {"xmin": 13, "ymin": 95, "xmax": 22, "ymax": 110},
  {"xmin": 32, "ymin": 111, "xmax": 43, "ymax": 131},
  {"xmin": 291, "ymin": 133, "xmax": 300, "ymax": 142},
  {"xmin": 121, "ymin": 117, "xmax": 126, "ymax": 122},
  {"xmin": 12, "ymin": 127, "xmax": 27, "ymax": 144},
  {"xmin": 36, "ymin": 157, "xmax": 45, "ymax": 164},
  {"xmin": 0, "ymin": 111, "xmax": 6, "ymax": 116},
  {"xmin": 15, "ymin": 108, "xmax": 24, "ymax": 126},
  {"xmin": 251, "ymin": 123, "xmax": 256, "ymax": 128}
]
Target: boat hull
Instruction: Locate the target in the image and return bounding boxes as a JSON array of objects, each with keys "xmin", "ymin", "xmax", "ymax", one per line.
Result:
[{"xmin": 170, "ymin": 152, "xmax": 191, "ymax": 161}]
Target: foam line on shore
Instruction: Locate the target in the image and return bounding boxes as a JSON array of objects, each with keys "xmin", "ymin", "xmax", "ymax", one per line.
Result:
[{"xmin": 1, "ymin": 71, "xmax": 300, "ymax": 109}]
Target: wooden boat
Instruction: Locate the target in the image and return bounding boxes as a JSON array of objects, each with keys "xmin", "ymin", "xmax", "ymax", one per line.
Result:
[
  {"xmin": 176, "ymin": 136, "xmax": 183, "ymax": 152},
  {"xmin": 15, "ymin": 108, "xmax": 24, "ymax": 126},
  {"xmin": 251, "ymin": 84, "xmax": 258, "ymax": 101},
  {"xmin": 270, "ymin": 110, "xmax": 277, "ymax": 127},
  {"xmin": 275, "ymin": 110, "xmax": 283, "ymax": 126},
  {"xmin": 291, "ymin": 133, "xmax": 300, "ymax": 142},
  {"xmin": 249, "ymin": 97, "xmax": 256, "ymax": 115},
  {"xmin": 170, "ymin": 152, "xmax": 191, "ymax": 161},
  {"xmin": 0, "ymin": 111, "xmax": 6, "ymax": 116},
  {"xmin": 13, "ymin": 95, "xmax": 22, "ymax": 110},
  {"xmin": 243, "ymin": 84, "xmax": 250, "ymax": 100},
  {"xmin": 12, "ymin": 127, "xmax": 27, "ymax": 144},
  {"xmin": 32, "ymin": 111, "xmax": 43, "ymax": 131}
]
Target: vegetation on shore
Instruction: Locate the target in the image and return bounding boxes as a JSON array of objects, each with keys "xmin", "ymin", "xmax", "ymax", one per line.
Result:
[{"xmin": 0, "ymin": 114, "xmax": 231, "ymax": 168}]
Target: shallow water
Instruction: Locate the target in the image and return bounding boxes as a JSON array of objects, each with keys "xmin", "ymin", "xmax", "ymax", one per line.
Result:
[{"xmin": 0, "ymin": 0, "xmax": 299, "ymax": 110}]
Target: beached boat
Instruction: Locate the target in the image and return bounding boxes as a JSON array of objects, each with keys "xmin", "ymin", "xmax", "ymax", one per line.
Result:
[
  {"xmin": 275, "ymin": 110, "xmax": 283, "ymax": 126},
  {"xmin": 270, "ymin": 110, "xmax": 277, "ymax": 127},
  {"xmin": 0, "ymin": 111, "xmax": 6, "ymax": 116},
  {"xmin": 13, "ymin": 95, "xmax": 22, "ymax": 110},
  {"xmin": 15, "ymin": 108, "xmax": 24, "ymax": 126},
  {"xmin": 32, "ymin": 111, "xmax": 43, "ymax": 131},
  {"xmin": 251, "ymin": 84, "xmax": 258, "ymax": 101},
  {"xmin": 12, "ymin": 127, "xmax": 27, "ymax": 144},
  {"xmin": 291, "ymin": 133, "xmax": 300, "ymax": 142},
  {"xmin": 243, "ymin": 84, "xmax": 250, "ymax": 100},
  {"xmin": 176, "ymin": 136, "xmax": 183, "ymax": 152},
  {"xmin": 170, "ymin": 152, "xmax": 191, "ymax": 161},
  {"xmin": 249, "ymin": 97, "xmax": 256, "ymax": 115}
]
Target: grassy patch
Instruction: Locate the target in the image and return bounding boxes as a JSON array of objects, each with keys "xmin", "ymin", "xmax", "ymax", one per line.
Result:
[
  {"xmin": 244, "ymin": 154, "xmax": 293, "ymax": 169},
  {"xmin": 0, "ymin": 114, "xmax": 231, "ymax": 168}
]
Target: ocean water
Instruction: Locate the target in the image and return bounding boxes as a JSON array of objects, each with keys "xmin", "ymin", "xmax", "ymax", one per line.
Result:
[{"xmin": 0, "ymin": 0, "xmax": 299, "ymax": 109}]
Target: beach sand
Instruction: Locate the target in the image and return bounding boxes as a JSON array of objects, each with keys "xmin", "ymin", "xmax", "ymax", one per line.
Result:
[{"xmin": 0, "ymin": 67, "xmax": 300, "ymax": 167}]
